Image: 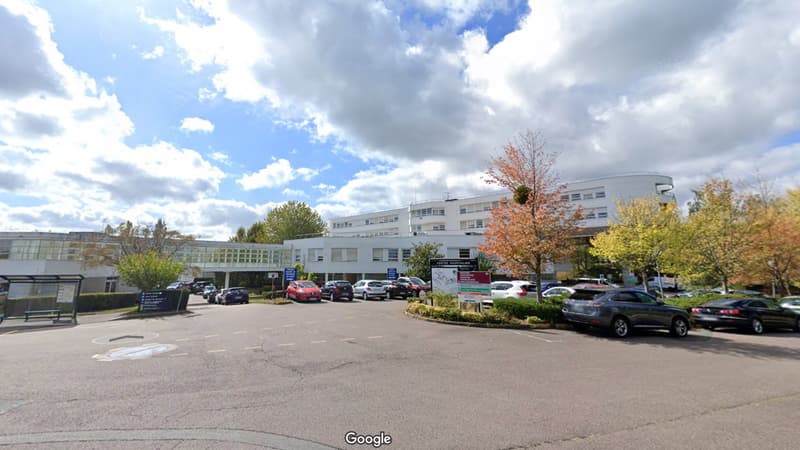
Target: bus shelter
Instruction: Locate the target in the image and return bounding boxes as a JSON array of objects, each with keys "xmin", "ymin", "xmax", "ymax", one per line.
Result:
[{"xmin": 0, "ymin": 275, "xmax": 83, "ymax": 325}]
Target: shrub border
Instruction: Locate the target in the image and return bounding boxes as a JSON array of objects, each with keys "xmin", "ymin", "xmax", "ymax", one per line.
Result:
[{"xmin": 404, "ymin": 310, "xmax": 572, "ymax": 330}]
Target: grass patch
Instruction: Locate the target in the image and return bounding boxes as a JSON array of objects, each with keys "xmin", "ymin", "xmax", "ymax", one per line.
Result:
[
  {"xmin": 249, "ymin": 297, "xmax": 292, "ymax": 305},
  {"xmin": 78, "ymin": 305, "xmax": 138, "ymax": 316}
]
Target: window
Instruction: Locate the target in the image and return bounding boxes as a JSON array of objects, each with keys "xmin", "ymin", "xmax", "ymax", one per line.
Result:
[
  {"xmin": 475, "ymin": 219, "xmax": 483, "ymax": 228},
  {"xmin": 634, "ymin": 292, "xmax": 657, "ymax": 304},
  {"xmin": 595, "ymin": 191, "xmax": 606, "ymax": 198},
  {"xmin": 613, "ymin": 293, "xmax": 639, "ymax": 302},
  {"xmin": 294, "ymin": 249, "xmax": 301, "ymax": 262},
  {"xmin": 560, "ymin": 194, "xmax": 569, "ymax": 201},
  {"xmin": 431, "ymin": 224, "xmax": 445, "ymax": 231},
  {"xmin": 460, "ymin": 207, "xmax": 467, "ymax": 214},
  {"xmin": 597, "ymin": 211, "xmax": 608, "ymax": 219},
  {"xmin": 104, "ymin": 277, "xmax": 118, "ymax": 293},
  {"xmin": 402, "ymin": 248, "xmax": 412, "ymax": 260},
  {"xmin": 585, "ymin": 212, "xmax": 596, "ymax": 219},
  {"xmin": 459, "ymin": 248, "xmax": 471, "ymax": 258},
  {"xmin": 571, "ymin": 193, "xmax": 581, "ymax": 201},
  {"xmin": 309, "ymin": 248, "xmax": 323, "ymax": 262},
  {"xmin": 388, "ymin": 248, "xmax": 398, "ymax": 262},
  {"xmin": 331, "ymin": 248, "xmax": 357, "ymax": 262},
  {"xmin": 372, "ymin": 248, "xmax": 384, "ymax": 262},
  {"xmin": 749, "ymin": 301, "xmax": 767, "ymax": 308},
  {"xmin": 583, "ymin": 193, "xmax": 593, "ymax": 200}
]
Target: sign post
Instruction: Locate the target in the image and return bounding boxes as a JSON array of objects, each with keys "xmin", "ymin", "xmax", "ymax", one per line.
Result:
[
  {"xmin": 430, "ymin": 258, "xmax": 478, "ymax": 295},
  {"xmin": 386, "ymin": 268, "xmax": 398, "ymax": 280},
  {"xmin": 457, "ymin": 271, "xmax": 491, "ymax": 312},
  {"xmin": 268, "ymin": 272, "xmax": 280, "ymax": 299}
]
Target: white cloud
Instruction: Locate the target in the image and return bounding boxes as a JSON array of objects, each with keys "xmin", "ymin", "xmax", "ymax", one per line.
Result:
[
  {"xmin": 209, "ymin": 151, "xmax": 229, "ymax": 163},
  {"xmin": 281, "ymin": 188, "xmax": 307, "ymax": 198},
  {"xmin": 237, "ymin": 158, "xmax": 324, "ymax": 190},
  {"xmin": 179, "ymin": 116, "xmax": 215, "ymax": 133},
  {"xmin": 198, "ymin": 87, "xmax": 217, "ymax": 101},
  {"xmin": 140, "ymin": 45, "xmax": 164, "ymax": 60}
]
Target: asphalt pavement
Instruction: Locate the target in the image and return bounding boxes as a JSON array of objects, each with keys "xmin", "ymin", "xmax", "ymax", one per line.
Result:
[{"xmin": 1, "ymin": 295, "xmax": 799, "ymax": 449}]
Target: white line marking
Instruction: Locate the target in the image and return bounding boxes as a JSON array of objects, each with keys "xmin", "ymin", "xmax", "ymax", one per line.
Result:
[
  {"xmin": 367, "ymin": 335, "xmax": 383, "ymax": 339},
  {"xmin": 263, "ymin": 327, "xmax": 273, "ymax": 330},
  {"xmin": 207, "ymin": 349, "xmax": 227, "ymax": 353},
  {"xmin": 204, "ymin": 334, "xmax": 219, "ymax": 338},
  {"xmin": 171, "ymin": 353, "xmax": 189, "ymax": 357},
  {"xmin": 305, "ymin": 321, "xmax": 318, "ymax": 324},
  {"xmin": 282, "ymin": 324, "xmax": 296, "ymax": 328},
  {"xmin": 327, "ymin": 319, "xmax": 337, "ymax": 322},
  {"xmin": 244, "ymin": 346, "xmax": 261, "ymax": 350},
  {"xmin": 175, "ymin": 338, "xmax": 191, "ymax": 342},
  {"xmin": 278, "ymin": 343, "xmax": 296, "ymax": 347},
  {"xmin": 311, "ymin": 340, "xmax": 327, "ymax": 344},
  {"xmin": 233, "ymin": 331, "xmax": 247, "ymax": 335},
  {"xmin": 511, "ymin": 330, "xmax": 562, "ymax": 343},
  {"xmin": 340, "ymin": 338, "xmax": 356, "ymax": 342}
]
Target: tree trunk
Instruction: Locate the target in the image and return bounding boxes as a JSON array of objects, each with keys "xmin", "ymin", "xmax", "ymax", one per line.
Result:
[
  {"xmin": 721, "ymin": 275, "xmax": 729, "ymax": 295},
  {"xmin": 641, "ymin": 271, "xmax": 649, "ymax": 294}
]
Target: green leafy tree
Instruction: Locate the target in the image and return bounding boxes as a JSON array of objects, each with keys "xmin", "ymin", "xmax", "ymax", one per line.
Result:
[
  {"xmin": 404, "ymin": 242, "xmax": 444, "ymax": 280},
  {"xmin": 116, "ymin": 251, "xmax": 186, "ymax": 291},
  {"xmin": 83, "ymin": 219, "xmax": 194, "ymax": 266},
  {"xmin": 476, "ymin": 252, "xmax": 496, "ymax": 273},
  {"xmin": 680, "ymin": 179, "xmax": 751, "ymax": 293},
  {"xmin": 292, "ymin": 263, "xmax": 317, "ymax": 282},
  {"xmin": 590, "ymin": 197, "xmax": 681, "ymax": 293},
  {"xmin": 229, "ymin": 222, "xmax": 268, "ymax": 243},
  {"xmin": 260, "ymin": 201, "xmax": 325, "ymax": 244}
]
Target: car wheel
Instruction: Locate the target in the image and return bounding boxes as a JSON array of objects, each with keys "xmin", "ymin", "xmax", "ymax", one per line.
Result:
[
  {"xmin": 385, "ymin": 292, "xmax": 391, "ymax": 300},
  {"xmin": 670, "ymin": 317, "xmax": 689, "ymax": 338},
  {"xmin": 330, "ymin": 293, "xmax": 335, "ymax": 302},
  {"xmin": 572, "ymin": 323, "xmax": 588, "ymax": 332},
  {"xmin": 751, "ymin": 317, "xmax": 764, "ymax": 334},
  {"xmin": 348, "ymin": 296, "xmax": 353, "ymax": 302},
  {"xmin": 362, "ymin": 292, "xmax": 368, "ymax": 301},
  {"xmin": 611, "ymin": 316, "xmax": 630, "ymax": 338}
]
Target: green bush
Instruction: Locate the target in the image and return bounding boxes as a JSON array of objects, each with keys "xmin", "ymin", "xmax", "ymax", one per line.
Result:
[
  {"xmin": 432, "ymin": 292, "xmax": 457, "ymax": 308},
  {"xmin": 78, "ymin": 292, "xmax": 139, "ymax": 312},
  {"xmin": 526, "ymin": 316, "xmax": 544, "ymax": 324},
  {"xmin": 480, "ymin": 308, "xmax": 508, "ymax": 324},
  {"xmin": 493, "ymin": 299, "xmax": 564, "ymax": 323},
  {"xmin": 460, "ymin": 311, "xmax": 483, "ymax": 323}
]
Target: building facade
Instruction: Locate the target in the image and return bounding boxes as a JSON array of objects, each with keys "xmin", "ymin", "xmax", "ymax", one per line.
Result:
[{"xmin": 0, "ymin": 174, "xmax": 674, "ymax": 292}]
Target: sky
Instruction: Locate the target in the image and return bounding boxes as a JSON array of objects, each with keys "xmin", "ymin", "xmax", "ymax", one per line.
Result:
[{"xmin": 1, "ymin": 0, "xmax": 799, "ymax": 241}]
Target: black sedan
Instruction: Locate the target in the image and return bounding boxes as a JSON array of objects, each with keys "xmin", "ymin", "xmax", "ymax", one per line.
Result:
[
  {"xmin": 381, "ymin": 280, "xmax": 411, "ymax": 300},
  {"xmin": 691, "ymin": 298, "xmax": 800, "ymax": 334}
]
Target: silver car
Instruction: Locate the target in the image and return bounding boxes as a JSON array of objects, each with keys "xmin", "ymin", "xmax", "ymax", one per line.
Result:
[
  {"xmin": 352, "ymin": 280, "xmax": 387, "ymax": 300},
  {"xmin": 779, "ymin": 296, "xmax": 800, "ymax": 313}
]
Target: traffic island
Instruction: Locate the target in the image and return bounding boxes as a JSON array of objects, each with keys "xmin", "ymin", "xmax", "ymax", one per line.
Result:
[{"xmin": 404, "ymin": 302, "xmax": 571, "ymax": 330}]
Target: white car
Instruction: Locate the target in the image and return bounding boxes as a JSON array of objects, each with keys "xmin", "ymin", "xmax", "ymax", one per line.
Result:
[
  {"xmin": 482, "ymin": 280, "xmax": 535, "ymax": 307},
  {"xmin": 779, "ymin": 296, "xmax": 800, "ymax": 313},
  {"xmin": 542, "ymin": 286, "xmax": 576, "ymax": 298},
  {"xmin": 352, "ymin": 279, "xmax": 387, "ymax": 300}
]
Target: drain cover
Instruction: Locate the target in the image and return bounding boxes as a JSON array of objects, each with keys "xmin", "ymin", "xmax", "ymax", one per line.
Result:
[{"xmin": 93, "ymin": 343, "xmax": 177, "ymax": 361}]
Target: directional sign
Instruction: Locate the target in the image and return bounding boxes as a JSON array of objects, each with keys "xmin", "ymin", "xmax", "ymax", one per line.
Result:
[
  {"xmin": 268, "ymin": 272, "xmax": 280, "ymax": 279},
  {"xmin": 457, "ymin": 271, "xmax": 491, "ymax": 304},
  {"xmin": 284, "ymin": 268, "xmax": 298, "ymax": 282},
  {"xmin": 387, "ymin": 268, "xmax": 398, "ymax": 280}
]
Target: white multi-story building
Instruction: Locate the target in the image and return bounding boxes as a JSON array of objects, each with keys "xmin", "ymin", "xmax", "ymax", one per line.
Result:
[
  {"xmin": 0, "ymin": 174, "xmax": 674, "ymax": 291},
  {"xmin": 327, "ymin": 174, "xmax": 675, "ymax": 238}
]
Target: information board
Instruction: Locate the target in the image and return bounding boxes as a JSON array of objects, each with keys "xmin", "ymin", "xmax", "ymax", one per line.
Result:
[
  {"xmin": 56, "ymin": 284, "xmax": 76, "ymax": 304},
  {"xmin": 140, "ymin": 291, "xmax": 174, "ymax": 312},
  {"xmin": 284, "ymin": 268, "xmax": 298, "ymax": 281},
  {"xmin": 386, "ymin": 268, "xmax": 398, "ymax": 280},
  {"xmin": 457, "ymin": 271, "xmax": 491, "ymax": 304}
]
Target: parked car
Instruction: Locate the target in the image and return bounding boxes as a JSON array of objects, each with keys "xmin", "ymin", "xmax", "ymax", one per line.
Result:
[
  {"xmin": 353, "ymin": 280, "xmax": 387, "ymax": 300},
  {"xmin": 286, "ymin": 280, "xmax": 322, "ymax": 302},
  {"xmin": 481, "ymin": 280, "xmax": 535, "ymax": 307},
  {"xmin": 646, "ymin": 276, "xmax": 680, "ymax": 291},
  {"xmin": 320, "ymin": 280, "xmax": 354, "ymax": 301},
  {"xmin": 710, "ymin": 287, "xmax": 765, "ymax": 297},
  {"xmin": 567, "ymin": 277, "xmax": 619, "ymax": 288},
  {"xmin": 691, "ymin": 298, "xmax": 800, "ymax": 334},
  {"xmin": 397, "ymin": 277, "xmax": 430, "ymax": 297},
  {"xmin": 203, "ymin": 285, "xmax": 218, "ymax": 302},
  {"xmin": 778, "ymin": 296, "xmax": 800, "ymax": 313},
  {"xmin": 542, "ymin": 286, "xmax": 575, "ymax": 298},
  {"xmin": 562, "ymin": 288, "xmax": 691, "ymax": 338},
  {"xmin": 381, "ymin": 280, "xmax": 411, "ymax": 299},
  {"xmin": 215, "ymin": 289, "xmax": 228, "ymax": 304},
  {"xmin": 166, "ymin": 281, "xmax": 191, "ymax": 290},
  {"xmin": 219, "ymin": 287, "xmax": 249, "ymax": 305},
  {"xmin": 190, "ymin": 280, "xmax": 214, "ymax": 294}
]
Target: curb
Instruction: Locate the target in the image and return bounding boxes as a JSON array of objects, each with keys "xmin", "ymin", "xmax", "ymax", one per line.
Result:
[
  {"xmin": 404, "ymin": 311, "xmax": 571, "ymax": 330},
  {"xmin": 111, "ymin": 310, "xmax": 195, "ymax": 320}
]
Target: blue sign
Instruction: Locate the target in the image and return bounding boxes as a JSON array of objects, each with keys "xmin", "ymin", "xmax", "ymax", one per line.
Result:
[
  {"xmin": 387, "ymin": 268, "xmax": 398, "ymax": 280},
  {"xmin": 284, "ymin": 268, "xmax": 298, "ymax": 281}
]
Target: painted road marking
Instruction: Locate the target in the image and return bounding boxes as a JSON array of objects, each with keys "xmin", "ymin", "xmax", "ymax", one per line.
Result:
[
  {"xmin": 175, "ymin": 338, "xmax": 191, "ymax": 342},
  {"xmin": 263, "ymin": 327, "xmax": 273, "ymax": 330},
  {"xmin": 278, "ymin": 343, "xmax": 296, "ymax": 347},
  {"xmin": 305, "ymin": 321, "xmax": 318, "ymax": 324},
  {"xmin": 171, "ymin": 353, "xmax": 189, "ymax": 357},
  {"xmin": 311, "ymin": 340, "xmax": 327, "ymax": 344},
  {"xmin": 207, "ymin": 349, "xmax": 227, "ymax": 353},
  {"xmin": 244, "ymin": 346, "xmax": 261, "ymax": 350},
  {"xmin": 204, "ymin": 334, "xmax": 219, "ymax": 338},
  {"xmin": 340, "ymin": 338, "xmax": 356, "ymax": 342},
  {"xmin": 511, "ymin": 330, "xmax": 562, "ymax": 343},
  {"xmin": 367, "ymin": 336, "xmax": 383, "ymax": 340},
  {"xmin": 233, "ymin": 331, "xmax": 248, "ymax": 335},
  {"xmin": 282, "ymin": 324, "xmax": 296, "ymax": 328}
]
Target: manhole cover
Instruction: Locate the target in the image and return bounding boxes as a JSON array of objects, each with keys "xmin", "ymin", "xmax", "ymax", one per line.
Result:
[
  {"xmin": 93, "ymin": 343, "xmax": 177, "ymax": 361},
  {"xmin": 92, "ymin": 332, "xmax": 159, "ymax": 345}
]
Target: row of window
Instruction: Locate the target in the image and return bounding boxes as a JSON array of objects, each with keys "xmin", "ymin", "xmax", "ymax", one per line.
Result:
[
  {"xmin": 561, "ymin": 190, "xmax": 606, "ymax": 202},
  {"xmin": 583, "ymin": 207, "xmax": 609, "ymax": 220},
  {"xmin": 459, "ymin": 201, "xmax": 499, "ymax": 214},
  {"xmin": 411, "ymin": 207, "xmax": 445, "ymax": 218},
  {"xmin": 460, "ymin": 219, "xmax": 487, "ymax": 230}
]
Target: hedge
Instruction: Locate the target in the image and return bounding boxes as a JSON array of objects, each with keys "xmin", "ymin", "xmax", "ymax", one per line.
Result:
[
  {"xmin": 77, "ymin": 292, "xmax": 139, "ymax": 312},
  {"xmin": 492, "ymin": 299, "xmax": 564, "ymax": 324}
]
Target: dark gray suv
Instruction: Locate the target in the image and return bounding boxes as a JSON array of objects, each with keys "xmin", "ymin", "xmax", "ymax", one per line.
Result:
[{"xmin": 562, "ymin": 288, "xmax": 690, "ymax": 338}]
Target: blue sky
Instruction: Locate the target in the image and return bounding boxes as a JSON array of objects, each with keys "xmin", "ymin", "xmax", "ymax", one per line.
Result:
[{"xmin": 1, "ymin": 0, "xmax": 799, "ymax": 239}]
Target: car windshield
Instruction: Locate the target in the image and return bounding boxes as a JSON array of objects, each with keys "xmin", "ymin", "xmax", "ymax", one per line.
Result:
[
  {"xmin": 334, "ymin": 282, "xmax": 351, "ymax": 287},
  {"xmin": 298, "ymin": 281, "xmax": 316, "ymax": 288},
  {"xmin": 569, "ymin": 289, "xmax": 606, "ymax": 300},
  {"xmin": 409, "ymin": 277, "xmax": 425, "ymax": 285}
]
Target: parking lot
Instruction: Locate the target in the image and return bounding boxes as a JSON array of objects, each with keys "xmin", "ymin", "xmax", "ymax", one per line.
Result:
[{"xmin": 1, "ymin": 295, "xmax": 799, "ymax": 449}]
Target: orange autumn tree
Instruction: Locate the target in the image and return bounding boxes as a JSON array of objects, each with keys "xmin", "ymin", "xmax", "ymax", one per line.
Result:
[{"xmin": 479, "ymin": 131, "xmax": 583, "ymax": 301}]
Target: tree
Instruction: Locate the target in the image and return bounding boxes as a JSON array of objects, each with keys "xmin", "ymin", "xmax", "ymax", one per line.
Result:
[
  {"xmin": 681, "ymin": 179, "xmax": 750, "ymax": 293},
  {"xmin": 476, "ymin": 252, "xmax": 496, "ymax": 273},
  {"xmin": 229, "ymin": 221, "xmax": 268, "ymax": 243},
  {"xmin": 84, "ymin": 219, "xmax": 194, "ymax": 266},
  {"xmin": 116, "ymin": 251, "xmax": 186, "ymax": 291},
  {"xmin": 404, "ymin": 242, "xmax": 444, "ymax": 280},
  {"xmin": 260, "ymin": 201, "xmax": 325, "ymax": 244},
  {"xmin": 479, "ymin": 131, "xmax": 582, "ymax": 301},
  {"xmin": 590, "ymin": 197, "xmax": 681, "ymax": 294},
  {"xmin": 737, "ymin": 192, "xmax": 800, "ymax": 295}
]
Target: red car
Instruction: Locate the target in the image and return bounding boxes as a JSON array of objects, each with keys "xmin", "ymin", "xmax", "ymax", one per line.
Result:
[
  {"xmin": 397, "ymin": 277, "xmax": 430, "ymax": 297},
  {"xmin": 286, "ymin": 280, "xmax": 321, "ymax": 302}
]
